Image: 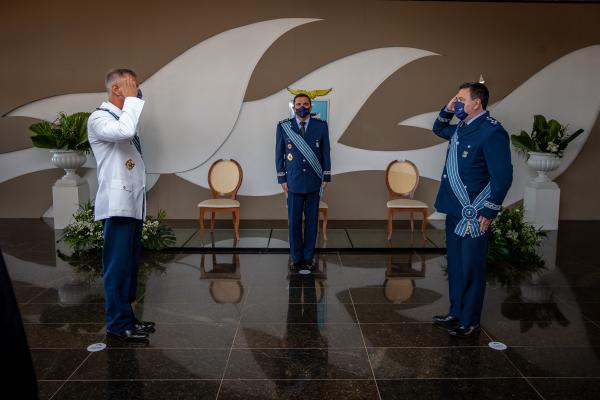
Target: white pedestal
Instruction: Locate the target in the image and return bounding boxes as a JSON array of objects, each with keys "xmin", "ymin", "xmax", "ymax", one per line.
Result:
[
  {"xmin": 523, "ymin": 180, "xmax": 560, "ymax": 230},
  {"xmin": 52, "ymin": 176, "xmax": 90, "ymax": 229}
]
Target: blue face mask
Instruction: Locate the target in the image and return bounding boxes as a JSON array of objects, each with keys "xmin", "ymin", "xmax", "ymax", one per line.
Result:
[
  {"xmin": 453, "ymin": 101, "xmax": 468, "ymax": 120},
  {"xmin": 137, "ymin": 88, "xmax": 143, "ymax": 99},
  {"xmin": 295, "ymin": 106, "xmax": 310, "ymax": 118}
]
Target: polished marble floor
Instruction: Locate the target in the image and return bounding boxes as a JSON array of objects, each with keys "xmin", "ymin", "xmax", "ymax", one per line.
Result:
[
  {"xmin": 2, "ymin": 219, "xmax": 600, "ymax": 399},
  {"xmin": 171, "ymin": 226, "xmax": 446, "ymax": 250}
]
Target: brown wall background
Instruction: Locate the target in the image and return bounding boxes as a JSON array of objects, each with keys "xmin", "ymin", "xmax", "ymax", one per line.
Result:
[{"xmin": 1, "ymin": 0, "xmax": 599, "ymax": 220}]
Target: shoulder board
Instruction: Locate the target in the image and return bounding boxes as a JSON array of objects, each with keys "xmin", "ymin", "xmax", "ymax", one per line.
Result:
[
  {"xmin": 278, "ymin": 118, "xmax": 292, "ymax": 125},
  {"xmin": 486, "ymin": 116, "xmax": 499, "ymax": 125}
]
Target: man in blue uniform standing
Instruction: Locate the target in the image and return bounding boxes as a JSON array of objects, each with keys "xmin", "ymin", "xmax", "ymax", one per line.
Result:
[
  {"xmin": 432, "ymin": 82, "xmax": 513, "ymax": 337},
  {"xmin": 276, "ymin": 93, "xmax": 331, "ymax": 270}
]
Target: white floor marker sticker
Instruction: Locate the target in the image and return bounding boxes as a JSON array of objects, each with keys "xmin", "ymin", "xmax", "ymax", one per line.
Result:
[
  {"xmin": 87, "ymin": 343, "xmax": 107, "ymax": 352},
  {"xmin": 488, "ymin": 341, "xmax": 508, "ymax": 351}
]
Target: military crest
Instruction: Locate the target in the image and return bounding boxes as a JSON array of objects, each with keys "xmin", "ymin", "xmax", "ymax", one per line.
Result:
[{"xmin": 125, "ymin": 159, "xmax": 135, "ymax": 170}]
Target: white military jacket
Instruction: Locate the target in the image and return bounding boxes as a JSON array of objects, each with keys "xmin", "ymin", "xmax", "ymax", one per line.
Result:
[{"xmin": 87, "ymin": 97, "xmax": 146, "ymax": 221}]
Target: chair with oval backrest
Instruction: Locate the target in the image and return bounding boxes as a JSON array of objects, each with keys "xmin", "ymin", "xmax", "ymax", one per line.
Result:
[
  {"xmin": 318, "ymin": 200, "xmax": 328, "ymax": 240},
  {"xmin": 197, "ymin": 159, "xmax": 243, "ymax": 241},
  {"xmin": 385, "ymin": 160, "xmax": 429, "ymax": 241},
  {"xmin": 200, "ymin": 254, "xmax": 244, "ymax": 304}
]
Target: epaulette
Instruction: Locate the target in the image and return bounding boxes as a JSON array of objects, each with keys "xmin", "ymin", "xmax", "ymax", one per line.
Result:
[
  {"xmin": 278, "ymin": 117, "xmax": 292, "ymax": 124},
  {"xmin": 486, "ymin": 116, "xmax": 499, "ymax": 125}
]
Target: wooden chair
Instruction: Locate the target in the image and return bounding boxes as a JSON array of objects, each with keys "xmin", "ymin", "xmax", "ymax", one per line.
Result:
[
  {"xmin": 383, "ymin": 253, "xmax": 426, "ymax": 303},
  {"xmin": 385, "ymin": 160, "xmax": 428, "ymax": 241},
  {"xmin": 198, "ymin": 159, "xmax": 243, "ymax": 241},
  {"xmin": 200, "ymin": 254, "xmax": 244, "ymax": 304},
  {"xmin": 318, "ymin": 200, "xmax": 328, "ymax": 240}
]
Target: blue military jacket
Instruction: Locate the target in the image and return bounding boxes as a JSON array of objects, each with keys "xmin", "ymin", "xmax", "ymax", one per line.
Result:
[
  {"xmin": 275, "ymin": 117, "xmax": 332, "ymax": 194},
  {"xmin": 433, "ymin": 107, "xmax": 513, "ymax": 219}
]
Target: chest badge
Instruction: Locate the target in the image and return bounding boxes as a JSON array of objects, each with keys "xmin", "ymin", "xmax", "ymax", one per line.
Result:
[
  {"xmin": 287, "ymin": 153, "xmax": 293, "ymax": 161},
  {"xmin": 287, "ymin": 143, "xmax": 292, "ymax": 149},
  {"xmin": 125, "ymin": 159, "xmax": 135, "ymax": 170}
]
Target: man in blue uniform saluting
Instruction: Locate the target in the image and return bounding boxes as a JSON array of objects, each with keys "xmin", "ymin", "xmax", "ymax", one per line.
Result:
[
  {"xmin": 275, "ymin": 93, "xmax": 331, "ymax": 270},
  {"xmin": 432, "ymin": 82, "xmax": 513, "ymax": 337}
]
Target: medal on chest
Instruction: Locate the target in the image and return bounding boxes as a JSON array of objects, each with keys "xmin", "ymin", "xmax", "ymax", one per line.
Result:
[
  {"xmin": 462, "ymin": 145, "xmax": 471, "ymax": 158},
  {"xmin": 125, "ymin": 159, "xmax": 135, "ymax": 170}
]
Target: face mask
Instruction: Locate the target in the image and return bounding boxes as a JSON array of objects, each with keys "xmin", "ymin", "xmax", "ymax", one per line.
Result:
[
  {"xmin": 137, "ymin": 88, "xmax": 143, "ymax": 99},
  {"xmin": 453, "ymin": 101, "xmax": 468, "ymax": 120},
  {"xmin": 295, "ymin": 106, "xmax": 310, "ymax": 118}
]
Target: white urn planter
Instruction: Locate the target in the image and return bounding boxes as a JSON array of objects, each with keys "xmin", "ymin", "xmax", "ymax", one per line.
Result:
[
  {"xmin": 50, "ymin": 150, "xmax": 90, "ymax": 229},
  {"xmin": 526, "ymin": 151, "xmax": 561, "ymax": 185},
  {"xmin": 523, "ymin": 152, "xmax": 561, "ymax": 230},
  {"xmin": 50, "ymin": 149, "xmax": 87, "ymax": 186}
]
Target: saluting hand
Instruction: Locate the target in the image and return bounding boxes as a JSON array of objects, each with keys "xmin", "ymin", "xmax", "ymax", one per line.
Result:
[
  {"xmin": 446, "ymin": 95, "xmax": 458, "ymax": 112},
  {"xmin": 120, "ymin": 77, "xmax": 138, "ymax": 98}
]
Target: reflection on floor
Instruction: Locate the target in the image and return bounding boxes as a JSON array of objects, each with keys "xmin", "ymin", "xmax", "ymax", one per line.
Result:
[
  {"xmin": 177, "ymin": 228, "xmax": 446, "ymax": 250},
  {"xmin": 2, "ymin": 219, "xmax": 600, "ymax": 399}
]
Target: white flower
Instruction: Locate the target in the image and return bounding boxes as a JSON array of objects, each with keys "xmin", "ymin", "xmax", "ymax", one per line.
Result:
[{"xmin": 547, "ymin": 142, "xmax": 559, "ymax": 153}]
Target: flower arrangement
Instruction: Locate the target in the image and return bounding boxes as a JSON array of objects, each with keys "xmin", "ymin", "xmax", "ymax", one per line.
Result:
[
  {"xmin": 510, "ymin": 115, "xmax": 583, "ymax": 158},
  {"xmin": 486, "ymin": 207, "xmax": 547, "ymax": 287},
  {"xmin": 62, "ymin": 201, "xmax": 176, "ymax": 252}
]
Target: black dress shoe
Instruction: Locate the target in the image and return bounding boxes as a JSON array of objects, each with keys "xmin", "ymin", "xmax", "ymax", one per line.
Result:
[
  {"xmin": 291, "ymin": 261, "xmax": 304, "ymax": 270},
  {"xmin": 134, "ymin": 319, "xmax": 156, "ymax": 334},
  {"xmin": 448, "ymin": 324, "xmax": 481, "ymax": 338},
  {"xmin": 106, "ymin": 329, "xmax": 149, "ymax": 342},
  {"xmin": 432, "ymin": 315, "xmax": 459, "ymax": 330}
]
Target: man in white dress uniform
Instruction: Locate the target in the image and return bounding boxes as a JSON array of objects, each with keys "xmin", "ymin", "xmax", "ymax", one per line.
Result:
[{"xmin": 87, "ymin": 68, "xmax": 155, "ymax": 342}]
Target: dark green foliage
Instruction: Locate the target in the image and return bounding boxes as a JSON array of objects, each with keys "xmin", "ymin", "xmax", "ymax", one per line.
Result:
[{"xmin": 30, "ymin": 111, "xmax": 92, "ymax": 152}]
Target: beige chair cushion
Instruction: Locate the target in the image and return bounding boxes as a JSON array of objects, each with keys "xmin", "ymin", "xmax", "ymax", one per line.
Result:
[
  {"xmin": 387, "ymin": 161, "xmax": 418, "ymax": 195},
  {"xmin": 210, "ymin": 160, "xmax": 241, "ymax": 195},
  {"xmin": 384, "ymin": 279, "xmax": 415, "ymax": 303},
  {"xmin": 209, "ymin": 281, "xmax": 243, "ymax": 304},
  {"xmin": 198, "ymin": 198, "xmax": 240, "ymax": 208},
  {"xmin": 387, "ymin": 199, "xmax": 428, "ymax": 209}
]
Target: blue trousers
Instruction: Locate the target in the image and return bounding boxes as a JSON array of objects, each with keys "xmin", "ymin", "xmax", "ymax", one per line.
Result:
[
  {"xmin": 445, "ymin": 215, "xmax": 490, "ymax": 326},
  {"xmin": 102, "ymin": 217, "xmax": 143, "ymax": 332},
  {"xmin": 287, "ymin": 191, "xmax": 319, "ymax": 263}
]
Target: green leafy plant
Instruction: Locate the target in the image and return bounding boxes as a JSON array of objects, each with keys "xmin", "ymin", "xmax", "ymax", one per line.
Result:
[
  {"xmin": 487, "ymin": 207, "xmax": 547, "ymax": 286},
  {"xmin": 142, "ymin": 209, "xmax": 177, "ymax": 250},
  {"xmin": 29, "ymin": 111, "xmax": 92, "ymax": 153},
  {"xmin": 61, "ymin": 201, "xmax": 176, "ymax": 252},
  {"xmin": 510, "ymin": 115, "xmax": 583, "ymax": 158}
]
